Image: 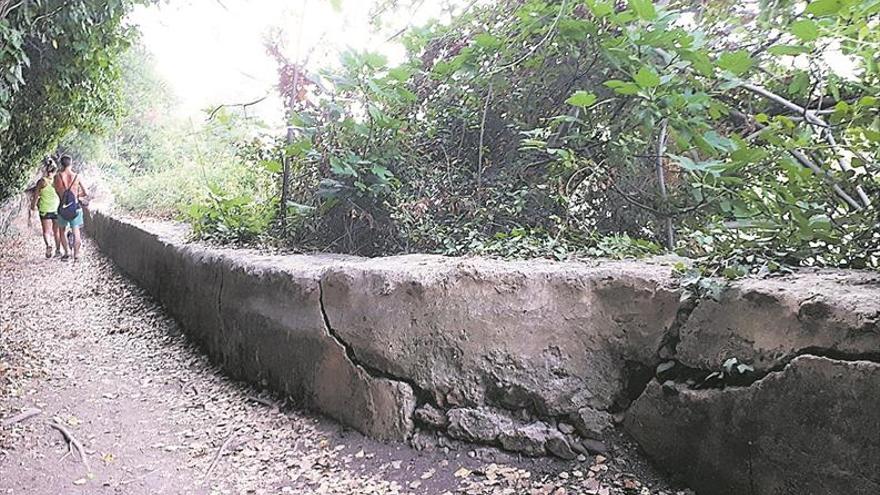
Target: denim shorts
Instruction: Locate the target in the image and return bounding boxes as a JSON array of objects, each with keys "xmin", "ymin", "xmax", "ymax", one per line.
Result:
[{"xmin": 55, "ymin": 209, "xmax": 84, "ymax": 229}]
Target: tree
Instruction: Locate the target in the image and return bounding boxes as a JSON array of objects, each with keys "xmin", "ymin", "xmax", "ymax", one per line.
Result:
[
  {"xmin": 266, "ymin": 0, "xmax": 878, "ymax": 268},
  {"xmin": 0, "ymin": 0, "xmax": 143, "ymax": 201}
]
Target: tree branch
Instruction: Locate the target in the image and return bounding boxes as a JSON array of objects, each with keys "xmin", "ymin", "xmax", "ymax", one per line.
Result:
[
  {"xmin": 729, "ymin": 109, "xmax": 863, "ymax": 211},
  {"xmin": 655, "ymin": 119, "xmax": 674, "ymax": 250},
  {"xmin": 494, "ymin": 0, "xmax": 568, "ymax": 73},
  {"xmin": 206, "ymin": 95, "xmax": 269, "ymax": 121},
  {"xmin": 742, "ymin": 83, "xmax": 871, "ymax": 207}
]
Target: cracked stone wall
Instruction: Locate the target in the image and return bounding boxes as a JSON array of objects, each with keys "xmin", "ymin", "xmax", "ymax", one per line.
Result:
[{"xmin": 87, "ymin": 211, "xmax": 880, "ymax": 494}]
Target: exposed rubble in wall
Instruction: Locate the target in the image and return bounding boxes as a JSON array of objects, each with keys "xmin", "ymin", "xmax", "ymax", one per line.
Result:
[
  {"xmin": 315, "ymin": 258, "xmax": 880, "ymax": 495},
  {"xmin": 316, "ymin": 256, "xmax": 684, "ymax": 460}
]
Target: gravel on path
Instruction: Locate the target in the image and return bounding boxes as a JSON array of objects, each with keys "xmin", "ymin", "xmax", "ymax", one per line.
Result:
[{"xmin": 0, "ymin": 234, "xmax": 690, "ymax": 495}]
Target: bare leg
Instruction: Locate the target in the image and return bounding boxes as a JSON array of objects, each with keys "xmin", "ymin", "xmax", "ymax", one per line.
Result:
[
  {"xmin": 40, "ymin": 218, "xmax": 53, "ymax": 247},
  {"xmin": 53, "ymin": 222, "xmax": 63, "ymax": 255},
  {"xmin": 40, "ymin": 218, "xmax": 53, "ymax": 257},
  {"xmin": 72, "ymin": 226, "xmax": 82, "ymax": 260},
  {"xmin": 56, "ymin": 223, "xmax": 70, "ymax": 257}
]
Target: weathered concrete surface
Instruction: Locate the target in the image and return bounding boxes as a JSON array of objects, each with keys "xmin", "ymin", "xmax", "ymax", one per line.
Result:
[
  {"xmin": 86, "ymin": 209, "xmax": 880, "ymax": 493},
  {"xmin": 678, "ymin": 273, "xmax": 880, "ymax": 372},
  {"xmin": 321, "ymin": 255, "xmax": 681, "ymax": 418},
  {"xmin": 625, "ymin": 356, "xmax": 880, "ymax": 495},
  {"xmin": 0, "ymin": 194, "xmax": 31, "ymax": 237},
  {"xmin": 88, "ymin": 210, "xmax": 684, "ymax": 447},
  {"xmin": 86, "ymin": 210, "xmax": 414, "ymax": 440}
]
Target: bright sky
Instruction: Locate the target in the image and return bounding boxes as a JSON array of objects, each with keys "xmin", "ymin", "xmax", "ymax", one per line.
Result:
[
  {"xmin": 129, "ymin": 0, "xmax": 454, "ymax": 124},
  {"xmin": 131, "ymin": 0, "xmax": 860, "ymax": 126}
]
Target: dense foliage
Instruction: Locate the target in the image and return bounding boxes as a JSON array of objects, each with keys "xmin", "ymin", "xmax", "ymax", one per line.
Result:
[
  {"xmin": 0, "ymin": 0, "xmax": 141, "ymax": 201},
  {"xmin": 89, "ymin": 0, "xmax": 879, "ymax": 272},
  {"xmin": 61, "ymin": 43, "xmax": 276, "ymax": 227},
  {"xmin": 219, "ymin": 0, "xmax": 871, "ymax": 271}
]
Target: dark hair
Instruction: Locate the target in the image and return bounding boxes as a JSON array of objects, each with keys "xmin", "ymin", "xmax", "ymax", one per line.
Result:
[{"xmin": 60, "ymin": 155, "xmax": 73, "ymax": 169}]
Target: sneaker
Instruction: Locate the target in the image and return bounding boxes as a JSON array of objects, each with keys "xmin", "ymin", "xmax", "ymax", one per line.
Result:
[
  {"xmin": 60, "ymin": 254, "xmax": 70, "ymax": 261},
  {"xmin": 45, "ymin": 246, "xmax": 53, "ymax": 259},
  {"xmin": 54, "ymin": 250, "xmax": 62, "ymax": 258}
]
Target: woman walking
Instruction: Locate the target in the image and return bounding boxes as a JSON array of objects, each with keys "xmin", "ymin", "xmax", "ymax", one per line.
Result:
[
  {"xmin": 28, "ymin": 158, "xmax": 62, "ymax": 258},
  {"xmin": 53, "ymin": 155, "xmax": 89, "ymax": 261}
]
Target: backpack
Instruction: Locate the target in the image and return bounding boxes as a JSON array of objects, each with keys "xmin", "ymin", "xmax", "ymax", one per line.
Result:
[{"xmin": 58, "ymin": 174, "xmax": 79, "ymax": 221}]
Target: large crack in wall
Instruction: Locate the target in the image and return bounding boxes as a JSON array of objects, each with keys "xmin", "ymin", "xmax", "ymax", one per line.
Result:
[
  {"xmin": 317, "ymin": 279, "xmax": 423, "ymax": 393},
  {"xmin": 622, "ymin": 276, "xmax": 880, "ymax": 495}
]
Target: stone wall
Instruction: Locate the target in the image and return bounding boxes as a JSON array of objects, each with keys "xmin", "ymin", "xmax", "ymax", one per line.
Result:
[
  {"xmin": 86, "ymin": 210, "xmax": 880, "ymax": 494},
  {"xmin": 0, "ymin": 194, "xmax": 32, "ymax": 237}
]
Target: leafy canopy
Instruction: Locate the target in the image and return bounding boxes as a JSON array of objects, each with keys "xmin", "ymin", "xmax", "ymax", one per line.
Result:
[{"xmin": 0, "ymin": 0, "xmax": 143, "ymax": 201}]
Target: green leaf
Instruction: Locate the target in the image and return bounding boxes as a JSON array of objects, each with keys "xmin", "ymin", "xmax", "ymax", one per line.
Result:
[
  {"xmin": 285, "ymin": 138, "xmax": 313, "ymax": 157},
  {"xmin": 330, "ymin": 156, "xmax": 358, "ymax": 177},
  {"xmin": 682, "ymin": 50, "xmax": 714, "ymax": 77},
  {"xmin": 670, "ymin": 154, "xmax": 727, "ymax": 174},
  {"xmin": 261, "ymin": 160, "xmax": 282, "ymax": 173},
  {"xmin": 361, "ymin": 51, "xmax": 387, "ymax": 69},
  {"xmin": 565, "ymin": 90, "xmax": 598, "ymax": 107},
  {"xmin": 370, "ymin": 164, "xmax": 394, "ymax": 182},
  {"xmin": 604, "ymin": 80, "xmax": 641, "ymax": 95},
  {"xmin": 473, "ymin": 33, "xmax": 502, "ymax": 49},
  {"xmin": 731, "ymin": 147, "xmax": 768, "ymax": 163},
  {"xmin": 628, "ymin": 0, "xmax": 657, "ymax": 20},
  {"xmin": 790, "ymin": 19, "xmax": 820, "ymax": 41},
  {"xmin": 387, "ymin": 66, "xmax": 414, "ymax": 82},
  {"xmin": 864, "ymin": 128, "xmax": 880, "ymax": 142},
  {"xmin": 702, "ymin": 131, "xmax": 737, "ymax": 152},
  {"xmin": 768, "ymin": 44, "xmax": 811, "ymax": 56},
  {"xmin": 717, "ymin": 50, "xmax": 753, "ymax": 75},
  {"xmin": 586, "ymin": 0, "xmax": 614, "ymax": 17},
  {"xmin": 805, "ymin": 0, "xmax": 842, "ymax": 16},
  {"xmin": 633, "ymin": 66, "xmax": 661, "ymax": 88}
]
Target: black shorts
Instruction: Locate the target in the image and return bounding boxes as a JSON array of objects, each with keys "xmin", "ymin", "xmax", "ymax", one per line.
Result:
[{"xmin": 39, "ymin": 212, "xmax": 58, "ymax": 220}]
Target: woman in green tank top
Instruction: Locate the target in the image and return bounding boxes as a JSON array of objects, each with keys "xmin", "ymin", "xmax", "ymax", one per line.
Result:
[{"xmin": 29, "ymin": 159, "xmax": 62, "ymax": 258}]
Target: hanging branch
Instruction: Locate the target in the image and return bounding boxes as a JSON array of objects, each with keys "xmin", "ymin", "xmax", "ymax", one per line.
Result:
[
  {"xmin": 742, "ymin": 83, "xmax": 871, "ymax": 207},
  {"xmin": 0, "ymin": 0, "xmax": 23, "ymax": 20},
  {"xmin": 477, "ymin": 82, "xmax": 494, "ymax": 190},
  {"xmin": 206, "ymin": 95, "xmax": 269, "ymax": 121},
  {"xmin": 655, "ymin": 119, "xmax": 675, "ymax": 250},
  {"xmin": 729, "ymin": 110, "xmax": 863, "ymax": 211},
  {"xmin": 494, "ymin": 0, "xmax": 568, "ymax": 73}
]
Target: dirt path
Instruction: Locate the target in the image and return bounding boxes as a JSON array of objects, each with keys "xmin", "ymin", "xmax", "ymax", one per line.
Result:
[{"xmin": 0, "ymin": 234, "xmax": 688, "ymax": 495}]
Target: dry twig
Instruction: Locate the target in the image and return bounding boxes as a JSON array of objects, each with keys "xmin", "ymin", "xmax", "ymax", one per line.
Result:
[
  {"xmin": 1, "ymin": 407, "xmax": 41, "ymax": 427},
  {"xmin": 205, "ymin": 429, "xmax": 238, "ymax": 480},
  {"xmin": 48, "ymin": 421, "xmax": 92, "ymax": 474}
]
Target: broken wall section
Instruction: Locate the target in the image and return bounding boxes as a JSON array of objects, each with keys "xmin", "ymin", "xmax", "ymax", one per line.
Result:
[{"xmin": 86, "ymin": 210, "xmax": 683, "ymax": 455}]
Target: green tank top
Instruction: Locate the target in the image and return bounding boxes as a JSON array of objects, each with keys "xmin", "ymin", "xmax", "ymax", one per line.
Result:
[{"xmin": 38, "ymin": 178, "xmax": 60, "ymax": 214}]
